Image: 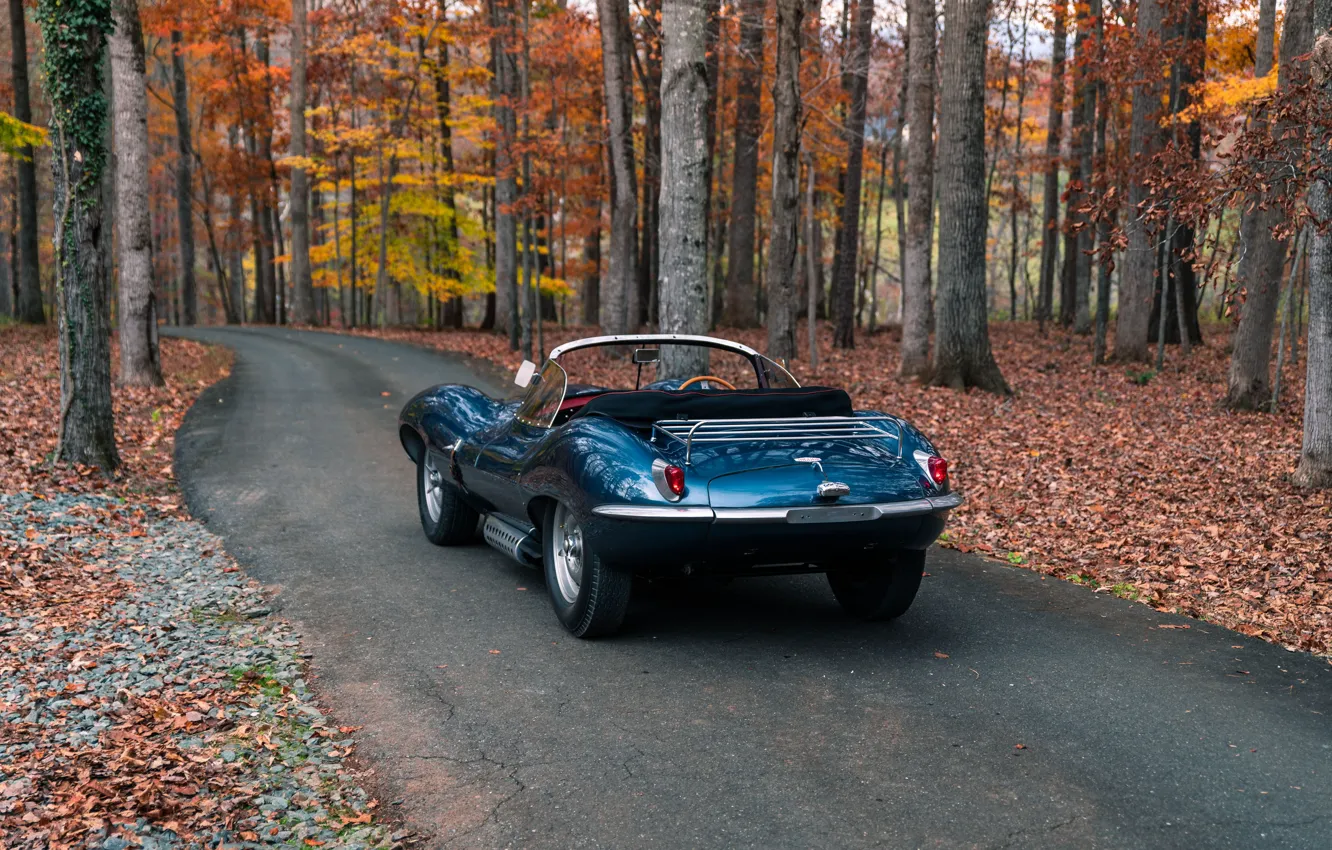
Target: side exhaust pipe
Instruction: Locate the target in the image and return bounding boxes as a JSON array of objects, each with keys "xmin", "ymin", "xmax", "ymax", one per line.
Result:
[{"xmin": 482, "ymin": 515, "xmax": 542, "ymax": 567}]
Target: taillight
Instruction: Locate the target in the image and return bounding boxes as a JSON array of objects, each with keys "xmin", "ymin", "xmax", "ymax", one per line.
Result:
[
  {"xmin": 928, "ymin": 456, "xmax": 948, "ymax": 485},
  {"xmin": 664, "ymin": 465, "xmax": 685, "ymax": 496},
  {"xmin": 652, "ymin": 459, "xmax": 686, "ymax": 501}
]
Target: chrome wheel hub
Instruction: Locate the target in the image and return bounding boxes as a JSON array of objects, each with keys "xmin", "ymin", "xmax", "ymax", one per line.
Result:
[
  {"xmin": 423, "ymin": 455, "xmax": 444, "ymax": 523},
  {"xmin": 552, "ymin": 503, "xmax": 584, "ymax": 605}
]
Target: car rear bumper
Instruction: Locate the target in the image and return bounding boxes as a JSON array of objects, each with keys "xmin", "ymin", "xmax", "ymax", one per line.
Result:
[
  {"xmin": 584, "ymin": 492, "xmax": 960, "ymax": 576},
  {"xmin": 591, "ymin": 491, "xmax": 961, "ymax": 522}
]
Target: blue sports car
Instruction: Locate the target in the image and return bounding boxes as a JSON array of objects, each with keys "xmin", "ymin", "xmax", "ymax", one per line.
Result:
[{"xmin": 398, "ymin": 334, "xmax": 960, "ymax": 637}]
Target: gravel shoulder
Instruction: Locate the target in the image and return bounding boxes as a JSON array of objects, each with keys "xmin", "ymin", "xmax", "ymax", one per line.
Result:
[{"xmin": 0, "ymin": 326, "xmax": 399, "ymax": 849}]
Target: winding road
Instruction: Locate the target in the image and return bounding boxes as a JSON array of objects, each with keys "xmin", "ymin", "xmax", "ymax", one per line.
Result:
[{"xmin": 170, "ymin": 326, "xmax": 1331, "ymax": 849}]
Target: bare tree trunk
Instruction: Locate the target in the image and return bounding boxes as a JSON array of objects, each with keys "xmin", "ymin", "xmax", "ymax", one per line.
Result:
[
  {"xmin": 583, "ymin": 208, "xmax": 602, "ymax": 325},
  {"xmin": 1067, "ymin": 2, "xmax": 1094, "ymax": 333},
  {"xmin": 109, "ymin": 0, "xmax": 162, "ymax": 385},
  {"xmin": 598, "ymin": 0, "xmax": 637, "ymax": 334},
  {"xmin": 899, "ymin": 0, "xmax": 935, "ymax": 378},
  {"xmin": 766, "ymin": 0, "xmax": 804, "ymax": 362},
  {"xmin": 1114, "ymin": 0, "xmax": 1168, "ymax": 361},
  {"xmin": 1091, "ymin": 1, "xmax": 1112, "ymax": 365},
  {"xmin": 723, "ymin": 0, "xmax": 764, "ymax": 327},
  {"xmin": 1295, "ymin": 25, "xmax": 1332, "ymax": 488},
  {"xmin": 493, "ymin": 0, "xmax": 520, "ymax": 345},
  {"xmin": 658, "ymin": 0, "xmax": 711, "ymax": 378},
  {"xmin": 1036, "ymin": 0, "xmax": 1066, "ymax": 333},
  {"xmin": 931, "ymin": 0, "xmax": 1009, "ymax": 393},
  {"xmin": 9, "ymin": 0, "xmax": 42, "ymax": 323},
  {"xmin": 830, "ymin": 0, "xmax": 873, "ymax": 349},
  {"xmin": 289, "ymin": 0, "xmax": 314, "ymax": 324},
  {"xmin": 170, "ymin": 30, "xmax": 197, "ymax": 325},
  {"xmin": 1225, "ymin": 0, "xmax": 1312, "ymax": 408},
  {"xmin": 636, "ymin": 0, "xmax": 661, "ymax": 328},
  {"xmin": 41, "ymin": 0, "xmax": 120, "ymax": 469}
]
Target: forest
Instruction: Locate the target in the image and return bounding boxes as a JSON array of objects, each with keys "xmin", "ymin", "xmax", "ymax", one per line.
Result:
[{"xmin": 0, "ymin": 0, "xmax": 1328, "ymax": 488}]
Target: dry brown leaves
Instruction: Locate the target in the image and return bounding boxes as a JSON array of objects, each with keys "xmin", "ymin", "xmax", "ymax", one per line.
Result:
[
  {"xmin": 0, "ymin": 325, "xmax": 233, "ymax": 502},
  {"xmin": 352, "ymin": 321, "xmax": 1330, "ymax": 658}
]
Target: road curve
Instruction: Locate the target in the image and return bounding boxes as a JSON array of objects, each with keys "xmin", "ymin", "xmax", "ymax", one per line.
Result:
[{"xmin": 170, "ymin": 326, "xmax": 1332, "ymax": 850}]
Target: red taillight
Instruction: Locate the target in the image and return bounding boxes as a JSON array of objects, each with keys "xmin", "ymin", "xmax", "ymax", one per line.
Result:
[
  {"xmin": 928, "ymin": 456, "xmax": 948, "ymax": 485},
  {"xmin": 664, "ymin": 464, "xmax": 685, "ymax": 496}
]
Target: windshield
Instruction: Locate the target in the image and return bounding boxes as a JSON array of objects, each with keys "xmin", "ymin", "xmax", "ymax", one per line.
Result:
[{"xmin": 555, "ymin": 343, "xmax": 781, "ymax": 391}]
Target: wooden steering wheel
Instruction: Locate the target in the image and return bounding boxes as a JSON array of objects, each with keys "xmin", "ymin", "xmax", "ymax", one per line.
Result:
[{"xmin": 679, "ymin": 375, "xmax": 737, "ymax": 391}]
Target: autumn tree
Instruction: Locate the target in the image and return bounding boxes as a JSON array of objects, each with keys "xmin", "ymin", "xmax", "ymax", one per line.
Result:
[
  {"xmin": 1036, "ymin": 0, "xmax": 1065, "ymax": 332},
  {"xmin": 831, "ymin": 0, "xmax": 873, "ymax": 349},
  {"xmin": 1295, "ymin": 21, "xmax": 1332, "ymax": 488},
  {"xmin": 657, "ymin": 0, "xmax": 711, "ymax": 378},
  {"xmin": 290, "ymin": 0, "xmax": 315, "ymax": 325},
  {"xmin": 37, "ymin": 0, "xmax": 119, "ymax": 469},
  {"xmin": 931, "ymin": 0, "xmax": 1008, "ymax": 392},
  {"xmin": 598, "ymin": 0, "xmax": 637, "ymax": 335},
  {"xmin": 109, "ymin": 0, "xmax": 163, "ymax": 386},
  {"xmin": 723, "ymin": 0, "xmax": 764, "ymax": 328},
  {"xmin": 899, "ymin": 0, "xmax": 935, "ymax": 378},
  {"xmin": 1226, "ymin": 0, "xmax": 1311, "ymax": 409},
  {"xmin": 1114, "ymin": 0, "xmax": 1168, "ymax": 361},
  {"xmin": 766, "ymin": 0, "xmax": 803, "ymax": 362},
  {"xmin": 9, "ymin": 0, "xmax": 43, "ymax": 324}
]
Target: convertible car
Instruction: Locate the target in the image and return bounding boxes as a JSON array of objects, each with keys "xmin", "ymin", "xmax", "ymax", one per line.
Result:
[{"xmin": 398, "ymin": 334, "xmax": 960, "ymax": 637}]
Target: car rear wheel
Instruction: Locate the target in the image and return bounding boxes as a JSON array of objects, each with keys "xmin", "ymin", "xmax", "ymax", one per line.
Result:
[
  {"xmin": 827, "ymin": 549, "xmax": 926, "ymax": 621},
  {"xmin": 417, "ymin": 450, "xmax": 478, "ymax": 545},
  {"xmin": 543, "ymin": 501, "xmax": 632, "ymax": 638}
]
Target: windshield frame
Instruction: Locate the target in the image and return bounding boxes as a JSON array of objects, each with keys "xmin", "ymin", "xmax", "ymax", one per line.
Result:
[{"xmin": 547, "ymin": 334, "xmax": 799, "ymax": 389}]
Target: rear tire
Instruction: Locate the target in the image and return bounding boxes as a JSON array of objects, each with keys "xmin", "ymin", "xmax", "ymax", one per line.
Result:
[
  {"xmin": 543, "ymin": 502, "xmax": 632, "ymax": 638},
  {"xmin": 417, "ymin": 450, "xmax": 478, "ymax": 545},
  {"xmin": 827, "ymin": 549, "xmax": 926, "ymax": 621}
]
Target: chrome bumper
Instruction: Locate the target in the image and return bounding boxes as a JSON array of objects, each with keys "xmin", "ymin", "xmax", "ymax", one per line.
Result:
[{"xmin": 591, "ymin": 491, "xmax": 962, "ymax": 523}]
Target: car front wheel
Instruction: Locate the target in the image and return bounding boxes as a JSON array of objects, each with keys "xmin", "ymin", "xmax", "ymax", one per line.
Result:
[
  {"xmin": 417, "ymin": 450, "xmax": 478, "ymax": 545},
  {"xmin": 827, "ymin": 549, "xmax": 926, "ymax": 621},
  {"xmin": 543, "ymin": 501, "xmax": 632, "ymax": 638}
]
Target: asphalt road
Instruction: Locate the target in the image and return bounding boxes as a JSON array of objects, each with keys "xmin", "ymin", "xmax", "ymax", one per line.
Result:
[{"xmin": 170, "ymin": 326, "xmax": 1332, "ymax": 850}]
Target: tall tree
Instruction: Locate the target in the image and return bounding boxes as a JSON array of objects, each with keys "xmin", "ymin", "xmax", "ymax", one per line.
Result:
[
  {"xmin": 598, "ymin": 0, "xmax": 637, "ymax": 334},
  {"xmin": 932, "ymin": 0, "xmax": 1008, "ymax": 392},
  {"xmin": 171, "ymin": 30, "xmax": 197, "ymax": 325},
  {"xmin": 1295, "ymin": 17, "xmax": 1332, "ymax": 488},
  {"xmin": 899, "ymin": 0, "xmax": 935, "ymax": 378},
  {"xmin": 109, "ymin": 0, "xmax": 162, "ymax": 385},
  {"xmin": 37, "ymin": 0, "xmax": 119, "ymax": 469},
  {"xmin": 1062, "ymin": 1, "xmax": 1093, "ymax": 332},
  {"xmin": 1036, "ymin": 0, "xmax": 1066, "ymax": 332},
  {"xmin": 289, "ymin": 0, "xmax": 315, "ymax": 324},
  {"xmin": 9, "ymin": 0, "xmax": 42, "ymax": 323},
  {"xmin": 494, "ymin": 0, "xmax": 521, "ymax": 345},
  {"xmin": 830, "ymin": 0, "xmax": 873, "ymax": 349},
  {"xmin": 658, "ymin": 0, "xmax": 711, "ymax": 378},
  {"xmin": 723, "ymin": 0, "xmax": 764, "ymax": 327},
  {"xmin": 1113, "ymin": 0, "xmax": 1168, "ymax": 361},
  {"xmin": 1225, "ymin": 0, "xmax": 1309, "ymax": 408},
  {"xmin": 766, "ymin": 0, "xmax": 804, "ymax": 361}
]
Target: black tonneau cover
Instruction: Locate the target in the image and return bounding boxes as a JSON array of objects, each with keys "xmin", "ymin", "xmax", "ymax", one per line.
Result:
[{"xmin": 573, "ymin": 386, "xmax": 853, "ymax": 425}]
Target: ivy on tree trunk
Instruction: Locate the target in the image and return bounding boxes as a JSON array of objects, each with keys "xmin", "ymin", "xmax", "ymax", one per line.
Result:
[{"xmin": 37, "ymin": 0, "xmax": 119, "ymax": 470}]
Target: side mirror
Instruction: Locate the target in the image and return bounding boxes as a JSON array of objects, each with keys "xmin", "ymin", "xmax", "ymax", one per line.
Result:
[{"xmin": 514, "ymin": 360, "xmax": 538, "ymax": 388}]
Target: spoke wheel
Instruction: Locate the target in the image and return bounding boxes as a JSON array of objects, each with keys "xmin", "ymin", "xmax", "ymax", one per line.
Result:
[{"xmin": 551, "ymin": 502, "xmax": 585, "ymax": 605}]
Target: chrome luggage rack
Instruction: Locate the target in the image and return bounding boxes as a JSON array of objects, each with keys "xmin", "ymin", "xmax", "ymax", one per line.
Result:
[{"xmin": 653, "ymin": 416, "xmax": 903, "ymax": 465}]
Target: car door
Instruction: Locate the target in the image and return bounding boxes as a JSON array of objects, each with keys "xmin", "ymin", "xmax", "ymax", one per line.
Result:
[{"xmin": 468, "ymin": 359, "xmax": 567, "ymax": 518}]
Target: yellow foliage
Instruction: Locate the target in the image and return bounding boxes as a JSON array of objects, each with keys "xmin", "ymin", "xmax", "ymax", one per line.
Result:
[{"xmin": 1173, "ymin": 70, "xmax": 1277, "ymax": 125}]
